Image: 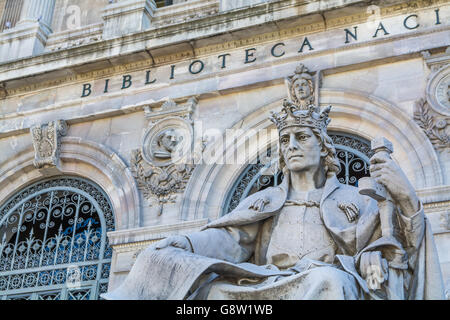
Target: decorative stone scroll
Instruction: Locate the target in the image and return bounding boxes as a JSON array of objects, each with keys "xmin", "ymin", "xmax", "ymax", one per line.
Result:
[
  {"xmin": 130, "ymin": 98, "xmax": 197, "ymax": 215},
  {"xmin": 30, "ymin": 120, "xmax": 68, "ymax": 170}
]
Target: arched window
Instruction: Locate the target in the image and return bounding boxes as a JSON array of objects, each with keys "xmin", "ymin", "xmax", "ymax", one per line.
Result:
[
  {"xmin": 0, "ymin": 176, "xmax": 114, "ymax": 300},
  {"xmin": 223, "ymin": 132, "xmax": 373, "ymax": 215}
]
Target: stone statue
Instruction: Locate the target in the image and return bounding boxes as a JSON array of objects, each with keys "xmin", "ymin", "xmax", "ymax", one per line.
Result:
[
  {"xmin": 151, "ymin": 128, "xmax": 184, "ymax": 160},
  {"xmin": 286, "ymin": 64, "xmax": 315, "ymax": 109},
  {"xmin": 103, "ymin": 68, "xmax": 445, "ymax": 300}
]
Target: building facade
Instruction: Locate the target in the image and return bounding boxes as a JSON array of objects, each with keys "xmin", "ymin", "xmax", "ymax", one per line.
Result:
[{"xmin": 0, "ymin": 0, "xmax": 448, "ymax": 300}]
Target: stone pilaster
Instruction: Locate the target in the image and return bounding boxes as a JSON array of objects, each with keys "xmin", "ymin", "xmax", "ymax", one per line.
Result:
[
  {"xmin": 0, "ymin": 0, "xmax": 55, "ymax": 62},
  {"xmin": 18, "ymin": 0, "xmax": 56, "ymax": 31},
  {"xmin": 102, "ymin": 0, "xmax": 156, "ymax": 40}
]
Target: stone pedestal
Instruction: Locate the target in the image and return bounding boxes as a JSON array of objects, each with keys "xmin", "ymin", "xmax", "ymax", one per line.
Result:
[
  {"xmin": 0, "ymin": 0, "xmax": 55, "ymax": 62},
  {"xmin": 102, "ymin": 0, "xmax": 156, "ymax": 40}
]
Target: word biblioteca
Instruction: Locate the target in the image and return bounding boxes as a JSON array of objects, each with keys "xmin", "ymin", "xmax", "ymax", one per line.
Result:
[{"xmin": 80, "ymin": 9, "xmax": 443, "ymax": 98}]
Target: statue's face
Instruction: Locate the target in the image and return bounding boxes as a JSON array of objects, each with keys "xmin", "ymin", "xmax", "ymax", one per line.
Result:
[
  {"xmin": 293, "ymin": 79, "xmax": 311, "ymax": 100},
  {"xmin": 161, "ymin": 129, "xmax": 180, "ymax": 152},
  {"xmin": 279, "ymin": 126, "xmax": 322, "ymax": 172}
]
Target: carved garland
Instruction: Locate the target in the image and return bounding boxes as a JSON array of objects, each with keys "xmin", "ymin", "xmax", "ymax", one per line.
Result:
[
  {"xmin": 130, "ymin": 150, "xmax": 194, "ymax": 215},
  {"xmin": 413, "ymin": 98, "xmax": 449, "ymax": 151}
]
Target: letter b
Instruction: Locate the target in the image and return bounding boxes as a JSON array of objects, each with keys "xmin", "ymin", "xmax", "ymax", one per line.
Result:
[
  {"xmin": 266, "ymin": 305, "xmax": 272, "ymax": 315},
  {"xmin": 81, "ymin": 83, "xmax": 92, "ymax": 97},
  {"xmin": 122, "ymin": 75, "xmax": 132, "ymax": 89}
]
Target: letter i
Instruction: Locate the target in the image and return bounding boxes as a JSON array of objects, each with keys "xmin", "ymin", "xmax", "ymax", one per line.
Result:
[
  {"xmin": 170, "ymin": 65, "xmax": 175, "ymax": 79},
  {"xmin": 104, "ymin": 79, "xmax": 110, "ymax": 93},
  {"xmin": 435, "ymin": 9, "xmax": 441, "ymax": 25}
]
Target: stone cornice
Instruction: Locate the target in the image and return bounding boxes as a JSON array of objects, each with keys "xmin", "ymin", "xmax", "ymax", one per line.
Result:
[
  {"xmin": 0, "ymin": 21, "xmax": 51, "ymax": 45},
  {"xmin": 419, "ymin": 184, "xmax": 450, "ymax": 207},
  {"xmin": 0, "ymin": 25, "xmax": 448, "ymax": 140},
  {"xmin": 0, "ymin": 0, "xmax": 442, "ymax": 89}
]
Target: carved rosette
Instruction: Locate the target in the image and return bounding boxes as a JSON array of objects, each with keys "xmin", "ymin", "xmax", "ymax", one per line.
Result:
[
  {"xmin": 31, "ymin": 120, "xmax": 68, "ymax": 169},
  {"xmin": 131, "ymin": 98, "xmax": 198, "ymax": 215}
]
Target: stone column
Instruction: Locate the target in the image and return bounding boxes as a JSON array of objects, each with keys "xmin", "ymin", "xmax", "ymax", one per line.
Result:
[
  {"xmin": 19, "ymin": 0, "xmax": 56, "ymax": 30},
  {"xmin": 102, "ymin": 0, "xmax": 156, "ymax": 40},
  {"xmin": 0, "ymin": 0, "xmax": 56, "ymax": 62}
]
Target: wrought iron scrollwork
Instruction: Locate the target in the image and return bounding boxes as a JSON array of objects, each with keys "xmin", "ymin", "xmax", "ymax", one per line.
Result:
[{"xmin": 0, "ymin": 176, "xmax": 114, "ymax": 300}]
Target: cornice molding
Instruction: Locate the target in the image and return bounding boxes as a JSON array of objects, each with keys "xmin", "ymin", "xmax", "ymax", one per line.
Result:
[{"xmin": 0, "ymin": 0, "xmax": 445, "ymax": 93}]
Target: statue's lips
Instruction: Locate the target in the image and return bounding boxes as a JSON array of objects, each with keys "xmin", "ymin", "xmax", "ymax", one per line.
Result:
[{"xmin": 288, "ymin": 154, "xmax": 304, "ymax": 160}]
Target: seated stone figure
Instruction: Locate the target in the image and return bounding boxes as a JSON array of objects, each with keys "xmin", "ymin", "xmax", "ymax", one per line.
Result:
[{"xmin": 103, "ymin": 99, "xmax": 445, "ymax": 300}]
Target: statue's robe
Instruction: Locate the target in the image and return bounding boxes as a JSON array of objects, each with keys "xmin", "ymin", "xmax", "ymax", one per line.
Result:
[{"xmin": 103, "ymin": 175, "xmax": 445, "ymax": 300}]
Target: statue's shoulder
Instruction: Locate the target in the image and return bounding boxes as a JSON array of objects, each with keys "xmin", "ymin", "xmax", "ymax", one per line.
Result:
[
  {"xmin": 203, "ymin": 186, "xmax": 285, "ymax": 229},
  {"xmin": 233, "ymin": 186, "xmax": 286, "ymax": 212}
]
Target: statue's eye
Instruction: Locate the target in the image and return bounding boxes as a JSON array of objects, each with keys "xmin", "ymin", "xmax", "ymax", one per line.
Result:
[
  {"xmin": 280, "ymin": 137, "xmax": 289, "ymax": 144},
  {"xmin": 296, "ymin": 134, "xmax": 308, "ymax": 141}
]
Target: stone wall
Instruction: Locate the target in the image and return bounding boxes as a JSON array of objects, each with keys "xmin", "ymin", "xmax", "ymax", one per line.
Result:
[{"xmin": 0, "ymin": 0, "xmax": 448, "ymax": 298}]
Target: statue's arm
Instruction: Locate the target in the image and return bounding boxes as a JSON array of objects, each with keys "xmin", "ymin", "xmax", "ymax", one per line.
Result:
[
  {"xmin": 396, "ymin": 202, "xmax": 425, "ymax": 251},
  {"xmin": 369, "ymin": 152, "xmax": 425, "ymax": 250},
  {"xmin": 186, "ymin": 223, "xmax": 260, "ymax": 264}
]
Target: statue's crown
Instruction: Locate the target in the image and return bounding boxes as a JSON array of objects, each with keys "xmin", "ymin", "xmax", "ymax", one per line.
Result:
[
  {"xmin": 270, "ymin": 64, "xmax": 332, "ymax": 132},
  {"xmin": 270, "ymin": 99, "xmax": 332, "ymax": 132}
]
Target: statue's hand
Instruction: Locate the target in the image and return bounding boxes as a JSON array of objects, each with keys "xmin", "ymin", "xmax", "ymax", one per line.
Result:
[
  {"xmin": 369, "ymin": 152, "xmax": 420, "ymax": 215},
  {"xmin": 359, "ymin": 251, "xmax": 388, "ymax": 291},
  {"xmin": 249, "ymin": 196, "xmax": 270, "ymax": 212},
  {"xmin": 154, "ymin": 235, "xmax": 193, "ymax": 252}
]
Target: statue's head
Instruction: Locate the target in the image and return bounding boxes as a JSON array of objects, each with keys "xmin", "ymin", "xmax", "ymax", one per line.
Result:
[
  {"xmin": 287, "ymin": 64, "xmax": 315, "ymax": 107},
  {"xmin": 270, "ymin": 100, "xmax": 340, "ymax": 178},
  {"xmin": 157, "ymin": 129, "xmax": 183, "ymax": 153}
]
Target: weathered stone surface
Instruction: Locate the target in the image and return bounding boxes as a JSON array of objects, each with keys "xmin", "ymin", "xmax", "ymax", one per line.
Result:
[{"xmin": 0, "ymin": 0, "xmax": 448, "ymax": 300}]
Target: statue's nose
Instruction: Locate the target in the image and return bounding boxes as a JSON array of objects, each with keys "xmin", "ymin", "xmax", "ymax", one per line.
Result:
[{"xmin": 288, "ymin": 135, "xmax": 299, "ymax": 151}]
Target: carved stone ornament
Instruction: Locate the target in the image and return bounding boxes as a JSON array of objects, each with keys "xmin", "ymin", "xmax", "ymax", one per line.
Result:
[
  {"xmin": 285, "ymin": 64, "xmax": 319, "ymax": 109},
  {"xmin": 414, "ymin": 98, "xmax": 449, "ymax": 151},
  {"xmin": 131, "ymin": 98, "xmax": 197, "ymax": 215},
  {"xmin": 31, "ymin": 120, "xmax": 68, "ymax": 169},
  {"xmin": 423, "ymin": 47, "xmax": 450, "ymax": 117},
  {"xmin": 416, "ymin": 49, "xmax": 450, "ymax": 152},
  {"xmin": 427, "ymin": 65, "xmax": 450, "ymax": 117}
]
